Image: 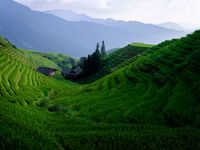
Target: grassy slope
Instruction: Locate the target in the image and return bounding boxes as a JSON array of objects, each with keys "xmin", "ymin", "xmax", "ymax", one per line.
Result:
[
  {"xmin": 53, "ymin": 31, "xmax": 200, "ymax": 126},
  {"xmin": 0, "ymin": 30, "xmax": 200, "ymax": 150},
  {"xmin": 0, "ymin": 37, "xmax": 48, "ymax": 105},
  {"xmin": 22, "ymin": 50, "xmax": 61, "ymax": 70},
  {"xmin": 22, "ymin": 50, "xmax": 77, "ymax": 80},
  {"xmin": 104, "ymin": 42, "xmax": 154, "ymax": 70},
  {"xmin": 23, "ymin": 50, "xmax": 77, "ymax": 70},
  {"xmin": 0, "ymin": 37, "xmax": 75, "ymax": 149}
]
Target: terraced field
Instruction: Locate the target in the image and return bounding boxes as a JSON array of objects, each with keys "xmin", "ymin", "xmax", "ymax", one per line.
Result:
[
  {"xmin": 0, "ymin": 38, "xmax": 48, "ymax": 105},
  {"xmin": 75, "ymin": 31, "xmax": 200, "ymax": 125},
  {"xmin": 0, "ymin": 30, "xmax": 200, "ymax": 149},
  {"xmin": 104, "ymin": 42, "xmax": 153, "ymax": 70},
  {"xmin": 48, "ymin": 31, "xmax": 200, "ymax": 148},
  {"xmin": 23, "ymin": 50, "xmax": 77, "ymax": 71}
]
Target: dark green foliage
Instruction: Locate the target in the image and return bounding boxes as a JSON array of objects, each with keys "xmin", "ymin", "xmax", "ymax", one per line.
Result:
[
  {"xmin": 96, "ymin": 43, "xmax": 100, "ymax": 52},
  {"xmin": 36, "ymin": 98, "xmax": 49, "ymax": 108},
  {"xmin": 48, "ymin": 104, "xmax": 67, "ymax": 112},
  {"xmin": 100, "ymin": 41, "xmax": 106, "ymax": 56},
  {"xmin": 79, "ymin": 46, "xmax": 102, "ymax": 77}
]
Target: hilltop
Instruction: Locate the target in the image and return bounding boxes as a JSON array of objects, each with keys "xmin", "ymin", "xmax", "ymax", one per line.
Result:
[
  {"xmin": 0, "ymin": 30, "xmax": 200, "ymax": 149},
  {"xmin": 104, "ymin": 43, "xmax": 154, "ymax": 70}
]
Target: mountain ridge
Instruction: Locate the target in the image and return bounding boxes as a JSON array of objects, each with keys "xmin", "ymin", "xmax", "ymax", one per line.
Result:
[
  {"xmin": 45, "ymin": 9, "xmax": 186, "ymax": 35},
  {"xmin": 158, "ymin": 22, "xmax": 185, "ymax": 31},
  {"xmin": 0, "ymin": 1, "xmax": 185, "ymax": 57}
]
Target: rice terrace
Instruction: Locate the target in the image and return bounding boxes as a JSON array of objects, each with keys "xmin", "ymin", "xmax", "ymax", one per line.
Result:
[{"xmin": 0, "ymin": 0, "xmax": 200, "ymax": 149}]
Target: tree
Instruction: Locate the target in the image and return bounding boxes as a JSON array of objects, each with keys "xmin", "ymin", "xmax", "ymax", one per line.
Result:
[
  {"xmin": 100, "ymin": 41, "xmax": 106, "ymax": 56},
  {"xmin": 68, "ymin": 58, "xmax": 76, "ymax": 68},
  {"xmin": 96, "ymin": 43, "xmax": 100, "ymax": 52},
  {"xmin": 81, "ymin": 45, "xmax": 101, "ymax": 77},
  {"xmin": 75, "ymin": 43, "xmax": 104, "ymax": 80}
]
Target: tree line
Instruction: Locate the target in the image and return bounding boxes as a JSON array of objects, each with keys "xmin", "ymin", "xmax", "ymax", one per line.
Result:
[{"xmin": 79, "ymin": 41, "xmax": 106, "ymax": 77}]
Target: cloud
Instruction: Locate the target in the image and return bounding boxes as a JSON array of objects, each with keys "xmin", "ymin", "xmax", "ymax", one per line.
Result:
[
  {"xmin": 15, "ymin": 0, "xmax": 111, "ymax": 10},
  {"xmin": 14, "ymin": 0, "xmax": 200, "ymax": 28}
]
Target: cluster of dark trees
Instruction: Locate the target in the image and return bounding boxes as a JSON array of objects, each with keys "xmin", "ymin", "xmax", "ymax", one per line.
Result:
[{"xmin": 79, "ymin": 41, "xmax": 106, "ymax": 77}]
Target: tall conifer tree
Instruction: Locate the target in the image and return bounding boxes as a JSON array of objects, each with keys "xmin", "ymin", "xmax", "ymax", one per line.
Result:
[{"xmin": 101, "ymin": 41, "xmax": 106, "ymax": 56}]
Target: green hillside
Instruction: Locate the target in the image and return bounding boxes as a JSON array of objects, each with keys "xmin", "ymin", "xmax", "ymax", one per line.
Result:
[
  {"xmin": 22, "ymin": 50, "xmax": 61, "ymax": 70},
  {"xmin": 104, "ymin": 42, "xmax": 154, "ymax": 70},
  {"xmin": 53, "ymin": 31, "xmax": 200, "ymax": 126},
  {"xmin": 0, "ymin": 37, "xmax": 48, "ymax": 105},
  {"xmin": 23, "ymin": 50, "xmax": 77, "ymax": 71},
  {"xmin": 0, "ymin": 30, "xmax": 200, "ymax": 149}
]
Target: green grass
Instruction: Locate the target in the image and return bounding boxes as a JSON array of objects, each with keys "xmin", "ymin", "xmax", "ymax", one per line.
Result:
[
  {"xmin": 0, "ymin": 31, "xmax": 200, "ymax": 149},
  {"xmin": 104, "ymin": 42, "xmax": 153, "ymax": 70},
  {"xmin": 22, "ymin": 50, "xmax": 61, "ymax": 70},
  {"xmin": 130, "ymin": 42, "xmax": 154, "ymax": 48},
  {"xmin": 22, "ymin": 50, "xmax": 77, "ymax": 70}
]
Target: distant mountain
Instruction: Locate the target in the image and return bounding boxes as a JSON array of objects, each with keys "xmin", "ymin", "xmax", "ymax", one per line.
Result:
[
  {"xmin": 46, "ymin": 9, "xmax": 186, "ymax": 43},
  {"xmin": 0, "ymin": 0, "xmax": 139, "ymax": 57},
  {"xmin": 157, "ymin": 22, "xmax": 185, "ymax": 31},
  {"xmin": 91, "ymin": 19, "xmax": 185, "ymax": 42},
  {"xmin": 0, "ymin": 1, "xmax": 185, "ymax": 57},
  {"xmin": 45, "ymin": 10, "xmax": 92, "ymax": 22}
]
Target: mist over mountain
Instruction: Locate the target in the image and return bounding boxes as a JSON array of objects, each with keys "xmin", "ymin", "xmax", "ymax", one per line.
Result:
[
  {"xmin": 0, "ymin": 0, "xmax": 185, "ymax": 57},
  {"xmin": 157, "ymin": 22, "xmax": 185, "ymax": 31},
  {"xmin": 46, "ymin": 10, "xmax": 188, "ymax": 43},
  {"xmin": 45, "ymin": 9, "xmax": 92, "ymax": 22},
  {"xmin": 46, "ymin": 10, "xmax": 186, "ymax": 43}
]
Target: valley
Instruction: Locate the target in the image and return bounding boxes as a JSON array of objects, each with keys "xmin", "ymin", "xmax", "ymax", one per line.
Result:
[
  {"xmin": 0, "ymin": 1, "xmax": 200, "ymax": 149},
  {"xmin": 0, "ymin": 29, "xmax": 200, "ymax": 149}
]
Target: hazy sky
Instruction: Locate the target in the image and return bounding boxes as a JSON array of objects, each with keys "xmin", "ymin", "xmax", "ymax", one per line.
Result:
[{"xmin": 15, "ymin": 0, "xmax": 200, "ymax": 29}]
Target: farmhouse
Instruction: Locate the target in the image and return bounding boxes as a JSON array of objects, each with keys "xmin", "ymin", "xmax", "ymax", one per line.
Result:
[
  {"xmin": 37, "ymin": 67, "xmax": 57, "ymax": 76},
  {"xmin": 61, "ymin": 68, "xmax": 71, "ymax": 76},
  {"xmin": 62, "ymin": 66, "xmax": 82, "ymax": 79}
]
